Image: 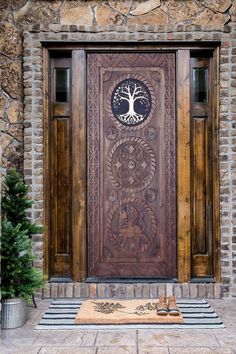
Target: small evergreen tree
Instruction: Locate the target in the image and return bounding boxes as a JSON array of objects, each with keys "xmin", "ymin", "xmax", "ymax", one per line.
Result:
[
  {"xmin": 1, "ymin": 169, "xmax": 44, "ymax": 301},
  {"xmin": 2, "ymin": 169, "xmax": 41, "ymax": 235},
  {"xmin": 1, "ymin": 221, "xmax": 43, "ymax": 301}
]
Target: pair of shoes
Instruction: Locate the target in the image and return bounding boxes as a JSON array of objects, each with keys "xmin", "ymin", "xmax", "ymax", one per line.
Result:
[{"xmin": 157, "ymin": 296, "xmax": 180, "ymax": 316}]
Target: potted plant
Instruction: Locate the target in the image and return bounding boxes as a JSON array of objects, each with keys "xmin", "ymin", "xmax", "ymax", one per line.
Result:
[{"xmin": 1, "ymin": 169, "xmax": 44, "ymax": 329}]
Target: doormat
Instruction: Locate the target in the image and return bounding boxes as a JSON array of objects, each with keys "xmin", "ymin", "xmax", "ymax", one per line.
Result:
[
  {"xmin": 35, "ymin": 299, "xmax": 225, "ymax": 330},
  {"xmin": 75, "ymin": 299, "xmax": 183, "ymax": 324}
]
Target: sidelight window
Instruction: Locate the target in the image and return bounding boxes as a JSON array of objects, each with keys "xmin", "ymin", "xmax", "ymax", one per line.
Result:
[
  {"xmin": 192, "ymin": 68, "xmax": 208, "ymax": 103},
  {"xmin": 55, "ymin": 68, "xmax": 70, "ymax": 102}
]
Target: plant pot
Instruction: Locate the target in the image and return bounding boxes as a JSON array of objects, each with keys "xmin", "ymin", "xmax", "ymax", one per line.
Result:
[{"xmin": 1, "ymin": 298, "xmax": 27, "ymax": 329}]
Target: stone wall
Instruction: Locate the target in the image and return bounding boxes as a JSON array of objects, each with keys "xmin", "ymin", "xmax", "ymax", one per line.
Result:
[
  {"xmin": 1, "ymin": 0, "xmax": 234, "ymax": 169},
  {"xmin": 1, "ymin": 0, "xmax": 236, "ymax": 297}
]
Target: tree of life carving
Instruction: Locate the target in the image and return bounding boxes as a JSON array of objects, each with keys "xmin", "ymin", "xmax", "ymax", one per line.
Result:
[{"xmin": 111, "ymin": 78, "xmax": 152, "ymax": 126}]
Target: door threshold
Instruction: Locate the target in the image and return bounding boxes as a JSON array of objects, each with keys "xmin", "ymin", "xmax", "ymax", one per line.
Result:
[
  {"xmin": 85, "ymin": 277, "xmax": 178, "ymax": 283},
  {"xmin": 49, "ymin": 277, "xmax": 73, "ymax": 283},
  {"xmin": 191, "ymin": 277, "xmax": 215, "ymax": 283}
]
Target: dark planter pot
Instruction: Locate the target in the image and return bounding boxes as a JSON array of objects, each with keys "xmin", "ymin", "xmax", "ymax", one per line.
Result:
[{"xmin": 1, "ymin": 298, "xmax": 27, "ymax": 329}]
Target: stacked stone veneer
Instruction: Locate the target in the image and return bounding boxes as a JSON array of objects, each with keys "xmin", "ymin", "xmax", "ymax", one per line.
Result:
[{"xmin": 1, "ymin": 1, "xmax": 236, "ymax": 298}]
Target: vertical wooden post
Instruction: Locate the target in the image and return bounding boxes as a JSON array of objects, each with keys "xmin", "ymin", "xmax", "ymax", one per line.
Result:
[
  {"xmin": 72, "ymin": 50, "xmax": 87, "ymax": 281},
  {"xmin": 177, "ymin": 50, "xmax": 191, "ymax": 282}
]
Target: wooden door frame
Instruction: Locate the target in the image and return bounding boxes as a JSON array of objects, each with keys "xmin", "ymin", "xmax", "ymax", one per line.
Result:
[
  {"xmin": 43, "ymin": 43, "xmax": 220, "ymax": 283},
  {"xmin": 177, "ymin": 50, "xmax": 191, "ymax": 282}
]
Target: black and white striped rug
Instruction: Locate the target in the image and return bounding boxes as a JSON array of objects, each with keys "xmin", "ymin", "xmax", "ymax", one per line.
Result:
[{"xmin": 35, "ymin": 299, "xmax": 225, "ymax": 330}]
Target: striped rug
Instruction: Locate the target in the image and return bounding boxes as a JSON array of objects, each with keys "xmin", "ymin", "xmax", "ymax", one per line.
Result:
[{"xmin": 35, "ymin": 299, "xmax": 225, "ymax": 330}]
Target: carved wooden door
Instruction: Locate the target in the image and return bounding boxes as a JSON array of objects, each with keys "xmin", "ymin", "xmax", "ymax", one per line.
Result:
[{"xmin": 87, "ymin": 53, "xmax": 176, "ymax": 278}]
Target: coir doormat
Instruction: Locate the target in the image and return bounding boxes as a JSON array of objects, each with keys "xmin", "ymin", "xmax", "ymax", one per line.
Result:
[
  {"xmin": 35, "ymin": 299, "xmax": 225, "ymax": 330},
  {"xmin": 75, "ymin": 299, "xmax": 183, "ymax": 324}
]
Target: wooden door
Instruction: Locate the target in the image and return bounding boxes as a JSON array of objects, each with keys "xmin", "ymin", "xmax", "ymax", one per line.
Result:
[
  {"xmin": 87, "ymin": 53, "xmax": 176, "ymax": 278},
  {"xmin": 49, "ymin": 55, "xmax": 72, "ymax": 279},
  {"xmin": 190, "ymin": 55, "xmax": 214, "ymax": 278}
]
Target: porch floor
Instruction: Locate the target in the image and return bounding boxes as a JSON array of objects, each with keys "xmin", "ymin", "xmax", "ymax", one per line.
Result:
[{"xmin": 1, "ymin": 299, "xmax": 236, "ymax": 354}]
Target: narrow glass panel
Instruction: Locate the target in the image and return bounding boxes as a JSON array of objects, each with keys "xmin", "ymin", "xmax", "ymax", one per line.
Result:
[
  {"xmin": 193, "ymin": 68, "xmax": 208, "ymax": 103},
  {"xmin": 55, "ymin": 68, "xmax": 69, "ymax": 102}
]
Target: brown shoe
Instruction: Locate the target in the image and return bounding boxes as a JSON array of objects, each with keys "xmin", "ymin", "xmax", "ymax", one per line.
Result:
[
  {"xmin": 157, "ymin": 296, "xmax": 168, "ymax": 316},
  {"xmin": 168, "ymin": 296, "xmax": 180, "ymax": 316}
]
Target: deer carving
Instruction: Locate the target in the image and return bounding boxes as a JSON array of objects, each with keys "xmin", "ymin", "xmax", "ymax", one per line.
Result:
[{"xmin": 115, "ymin": 205, "xmax": 150, "ymax": 252}]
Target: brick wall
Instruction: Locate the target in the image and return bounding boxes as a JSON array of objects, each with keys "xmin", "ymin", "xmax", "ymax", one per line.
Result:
[
  {"xmin": 42, "ymin": 282, "xmax": 222, "ymax": 300},
  {"xmin": 1, "ymin": 1, "xmax": 236, "ymax": 297}
]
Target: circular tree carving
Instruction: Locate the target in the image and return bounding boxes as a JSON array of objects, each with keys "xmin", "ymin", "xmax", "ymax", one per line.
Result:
[
  {"xmin": 111, "ymin": 78, "xmax": 152, "ymax": 126},
  {"xmin": 107, "ymin": 74, "xmax": 156, "ymax": 131}
]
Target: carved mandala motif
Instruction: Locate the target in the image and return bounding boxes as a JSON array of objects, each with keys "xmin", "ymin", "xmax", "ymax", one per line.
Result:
[
  {"xmin": 106, "ymin": 126, "xmax": 118, "ymax": 141},
  {"xmin": 144, "ymin": 126, "xmax": 157, "ymax": 141},
  {"xmin": 107, "ymin": 137, "xmax": 156, "ymax": 193},
  {"xmin": 107, "ymin": 198, "xmax": 158, "ymax": 255}
]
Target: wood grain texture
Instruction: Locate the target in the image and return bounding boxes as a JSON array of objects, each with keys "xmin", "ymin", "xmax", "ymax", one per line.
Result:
[
  {"xmin": 50, "ymin": 118, "xmax": 71, "ymax": 275},
  {"xmin": 55, "ymin": 119, "xmax": 70, "ymax": 254},
  {"xmin": 177, "ymin": 50, "xmax": 191, "ymax": 283},
  {"xmin": 87, "ymin": 52, "xmax": 176, "ymax": 278},
  {"xmin": 190, "ymin": 56, "xmax": 214, "ymax": 278},
  {"xmin": 72, "ymin": 50, "xmax": 87, "ymax": 281},
  {"xmin": 49, "ymin": 56, "xmax": 72, "ymax": 278},
  {"xmin": 193, "ymin": 118, "xmax": 207, "ymax": 255}
]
